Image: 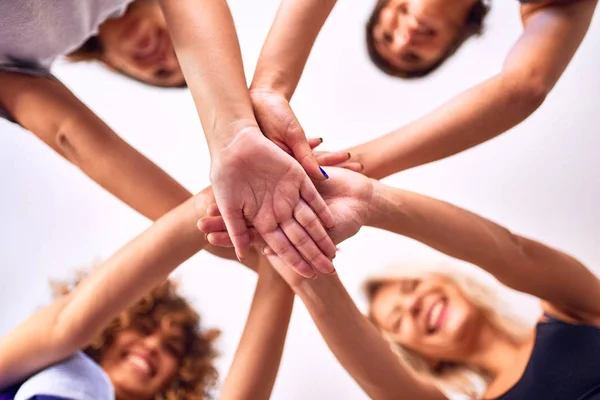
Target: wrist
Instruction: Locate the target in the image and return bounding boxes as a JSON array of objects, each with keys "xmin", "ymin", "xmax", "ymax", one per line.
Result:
[
  {"xmin": 207, "ymin": 118, "xmax": 260, "ymax": 154},
  {"xmin": 366, "ymin": 181, "xmax": 406, "ymax": 229},
  {"xmin": 250, "ymin": 72, "xmax": 293, "ymax": 101}
]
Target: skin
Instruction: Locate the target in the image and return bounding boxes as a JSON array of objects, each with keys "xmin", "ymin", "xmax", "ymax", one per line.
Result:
[
  {"xmin": 98, "ymin": 0, "xmax": 185, "ymax": 87},
  {"xmin": 200, "ymin": 167, "xmax": 600, "ymax": 399},
  {"xmin": 371, "ymin": 0, "xmax": 476, "ymax": 72},
  {"xmin": 100, "ymin": 325, "xmax": 185, "ymax": 399},
  {"xmin": 158, "ymin": 0, "xmax": 335, "ymax": 275},
  {"xmin": 0, "ymin": 188, "xmax": 294, "ymax": 400}
]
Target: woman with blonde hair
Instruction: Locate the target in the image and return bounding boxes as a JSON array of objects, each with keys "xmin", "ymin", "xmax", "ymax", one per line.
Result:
[{"xmin": 200, "ymin": 166, "xmax": 600, "ymax": 399}]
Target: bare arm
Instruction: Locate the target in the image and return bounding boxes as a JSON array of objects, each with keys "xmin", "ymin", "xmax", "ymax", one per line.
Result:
[
  {"xmin": 0, "ymin": 72, "xmax": 190, "ymax": 221},
  {"xmin": 219, "ymin": 257, "xmax": 294, "ymax": 400},
  {"xmin": 368, "ymin": 180, "xmax": 600, "ymax": 323},
  {"xmin": 250, "ymin": 0, "xmax": 338, "ymax": 99},
  {"xmin": 0, "ymin": 189, "xmax": 214, "ymax": 389},
  {"xmin": 158, "ymin": 0, "xmax": 257, "ymax": 150},
  {"xmin": 265, "ymin": 256, "xmax": 444, "ymax": 400},
  {"xmin": 349, "ymin": 0, "xmax": 597, "ymax": 179}
]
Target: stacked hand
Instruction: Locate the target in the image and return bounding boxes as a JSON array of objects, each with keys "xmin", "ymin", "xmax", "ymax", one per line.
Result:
[{"xmin": 198, "ymin": 167, "xmax": 375, "ymax": 280}]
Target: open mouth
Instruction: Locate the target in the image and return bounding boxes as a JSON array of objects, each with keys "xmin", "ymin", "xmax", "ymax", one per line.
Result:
[
  {"xmin": 126, "ymin": 352, "xmax": 157, "ymax": 379},
  {"xmin": 134, "ymin": 28, "xmax": 167, "ymax": 66},
  {"xmin": 424, "ymin": 297, "xmax": 448, "ymax": 335}
]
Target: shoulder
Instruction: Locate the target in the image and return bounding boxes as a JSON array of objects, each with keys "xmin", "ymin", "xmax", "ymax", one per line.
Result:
[{"xmin": 15, "ymin": 352, "xmax": 113, "ymax": 400}]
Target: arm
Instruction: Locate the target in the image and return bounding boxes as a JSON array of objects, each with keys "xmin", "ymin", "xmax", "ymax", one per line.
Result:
[
  {"xmin": 349, "ymin": 0, "xmax": 597, "ymax": 179},
  {"xmin": 0, "ymin": 189, "xmax": 214, "ymax": 390},
  {"xmin": 368, "ymin": 180, "xmax": 600, "ymax": 322},
  {"xmin": 250, "ymin": 0, "xmax": 338, "ymax": 99},
  {"xmin": 266, "ymin": 256, "xmax": 444, "ymax": 400},
  {"xmin": 0, "ymin": 72, "xmax": 190, "ymax": 221},
  {"xmin": 219, "ymin": 257, "xmax": 294, "ymax": 400},
  {"xmin": 157, "ymin": 0, "xmax": 337, "ymax": 275}
]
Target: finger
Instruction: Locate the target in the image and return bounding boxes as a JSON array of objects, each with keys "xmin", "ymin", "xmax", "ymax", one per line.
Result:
[
  {"xmin": 308, "ymin": 137, "xmax": 324, "ymax": 150},
  {"xmin": 294, "ymin": 200, "xmax": 336, "ymax": 259},
  {"xmin": 300, "ymin": 176, "xmax": 335, "ymax": 229},
  {"xmin": 283, "ymin": 115, "xmax": 326, "ymax": 181},
  {"xmin": 315, "ymin": 151, "xmax": 351, "ymax": 167},
  {"xmin": 197, "ymin": 216, "xmax": 227, "ymax": 233},
  {"xmin": 280, "ymin": 217, "xmax": 335, "ymax": 274},
  {"xmin": 260, "ymin": 228, "xmax": 316, "ymax": 278},
  {"xmin": 220, "ymin": 210, "xmax": 252, "ymax": 261},
  {"xmin": 208, "ymin": 228, "xmax": 265, "ymax": 249},
  {"xmin": 340, "ymin": 162, "xmax": 364, "ymax": 173},
  {"xmin": 206, "ymin": 204, "xmax": 222, "ymax": 217}
]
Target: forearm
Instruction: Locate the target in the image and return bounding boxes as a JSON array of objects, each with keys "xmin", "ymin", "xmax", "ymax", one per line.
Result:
[
  {"xmin": 219, "ymin": 258, "xmax": 294, "ymax": 400},
  {"xmin": 250, "ymin": 0, "xmax": 337, "ymax": 99},
  {"xmin": 0, "ymin": 190, "xmax": 211, "ymax": 388},
  {"xmin": 348, "ymin": 72, "xmax": 545, "ymax": 179},
  {"xmin": 293, "ymin": 274, "xmax": 441, "ymax": 400},
  {"xmin": 159, "ymin": 0, "xmax": 257, "ymax": 151},
  {"xmin": 349, "ymin": 0, "xmax": 596, "ymax": 179},
  {"xmin": 368, "ymin": 182, "xmax": 600, "ymax": 311}
]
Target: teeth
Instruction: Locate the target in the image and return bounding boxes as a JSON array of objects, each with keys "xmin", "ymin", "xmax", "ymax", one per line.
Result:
[
  {"xmin": 428, "ymin": 301, "xmax": 443, "ymax": 331},
  {"xmin": 128, "ymin": 355, "xmax": 151, "ymax": 375}
]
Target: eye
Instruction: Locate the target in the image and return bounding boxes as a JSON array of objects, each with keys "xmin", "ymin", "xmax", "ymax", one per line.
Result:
[
  {"xmin": 392, "ymin": 315, "xmax": 403, "ymax": 332},
  {"xmin": 383, "ymin": 32, "xmax": 394, "ymax": 43},
  {"xmin": 397, "ymin": 3, "xmax": 408, "ymax": 14},
  {"xmin": 164, "ymin": 341, "xmax": 184, "ymax": 358}
]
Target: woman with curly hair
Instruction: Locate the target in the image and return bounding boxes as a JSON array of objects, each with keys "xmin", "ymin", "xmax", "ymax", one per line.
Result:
[{"xmin": 0, "ymin": 187, "xmax": 294, "ymax": 400}]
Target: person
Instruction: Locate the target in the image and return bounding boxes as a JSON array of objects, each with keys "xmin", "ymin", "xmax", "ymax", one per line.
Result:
[
  {"xmin": 200, "ymin": 166, "xmax": 600, "ymax": 399},
  {"xmin": 1, "ymin": 0, "xmax": 344, "ymax": 278},
  {"xmin": 0, "ymin": 187, "xmax": 294, "ymax": 400},
  {"xmin": 246, "ymin": 0, "xmax": 597, "ymax": 180}
]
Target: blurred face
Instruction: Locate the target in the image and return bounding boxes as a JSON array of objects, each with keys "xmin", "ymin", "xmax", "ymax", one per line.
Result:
[
  {"xmin": 100, "ymin": 324, "xmax": 186, "ymax": 400},
  {"xmin": 370, "ymin": 276, "xmax": 486, "ymax": 365},
  {"xmin": 371, "ymin": 0, "xmax": 469, "ymax": 73},
  {"xmin": 97, "ymin": 0, "xmax": 185, "ymax": 87}
]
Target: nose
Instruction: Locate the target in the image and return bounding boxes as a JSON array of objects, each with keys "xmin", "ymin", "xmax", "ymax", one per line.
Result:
[
  {"xmin": 401, "ymin": 293, "xmax": 422, "ymax": 320},
  {"xmin": 142, "ymin": 333, "xmax": 162, "ymax": 354}
]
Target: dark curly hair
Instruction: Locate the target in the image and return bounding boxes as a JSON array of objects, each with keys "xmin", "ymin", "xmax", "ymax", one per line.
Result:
[
  {"xmin": 365, "ymin": 0, "xmax": 490, "ymax": 78},
  {"xmin": 52, "ymin": 277, "xmax": 220, "ymax": 399}
]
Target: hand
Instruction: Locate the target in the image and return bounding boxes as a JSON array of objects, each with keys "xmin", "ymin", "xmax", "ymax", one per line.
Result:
[
  {"xmin": 209, "ymin": 126, "xmax": 338, "ymax": 278},
  {"xmin": 199, "ymin": 167, "xmax": 375, "ymax": 260},
  {"xmin": 251, "ymin": 90, "xmax": 327, "ymax": 181}
]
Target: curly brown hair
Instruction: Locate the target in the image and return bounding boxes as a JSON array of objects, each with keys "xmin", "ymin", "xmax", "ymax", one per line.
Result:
[
  {"xmin": 365, "ymin": 0, "xmax": 490, "ymax": 78},
  {"xmin": 52, "ymin": 277, "xmax": 220, "ymax": 399}
]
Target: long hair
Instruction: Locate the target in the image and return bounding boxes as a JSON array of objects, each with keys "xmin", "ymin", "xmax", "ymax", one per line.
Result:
[
  {"xmin": 362, "ymin": 257, "xmax": 539, "ymax": 399},
  {"xmin": 52, "ymin": 275, "xmax": 220, "ymax": 399}
]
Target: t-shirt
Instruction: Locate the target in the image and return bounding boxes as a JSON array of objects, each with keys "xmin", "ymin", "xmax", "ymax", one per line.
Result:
[
  {"xmin": 0, "ymin": 0, "xmax": 134, "ymax": 120},
  {"xmin": 0, "ymin": 352, "xmax": 114, "ymax": 400}
]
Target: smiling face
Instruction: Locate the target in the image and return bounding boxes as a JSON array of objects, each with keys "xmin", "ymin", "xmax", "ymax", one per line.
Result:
[
  {"xmin": 99, "ymin": 324, "xmax": 185, "ymax": 399},
  {"xmin": 366, "ymin": 0, "xmax": 488, "ymax": 78},
  {"xmin": 369, "ymin": 276, "xmax": 487, "ymax": 365},
  {"xmin": 97, "ymin": 0, "xmax": 185, "ymax": 87}
]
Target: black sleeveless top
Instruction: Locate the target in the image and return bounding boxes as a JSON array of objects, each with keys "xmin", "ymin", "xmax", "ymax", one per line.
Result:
[{"xmin": 493, "ymin": 315, "xmax": 600, "ymax": 400}]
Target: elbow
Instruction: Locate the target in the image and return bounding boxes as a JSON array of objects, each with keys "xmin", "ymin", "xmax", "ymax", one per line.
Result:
[{"xmin": 499, "ymin": 70, "xmax": 550, "ymax": 115}]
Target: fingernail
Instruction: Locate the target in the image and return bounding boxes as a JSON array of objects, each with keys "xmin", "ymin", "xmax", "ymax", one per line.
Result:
[
  {"xmin": 236, "ymin": 251, "xmax": 244, "ymax": 261},
  {"xmin": 320, "ymin": 167, "xmax": 329, "ymax": 179},
  {"xmin": 318, "ymin": 137, "xmax": 323, "ymax": 143},
  {"xmin": 360, "ymin": 164, "xmax": 364, "ymax": 171},
  {"xmin": 347, "ymin": 152, "xmax": 351, "ymax": 159}
]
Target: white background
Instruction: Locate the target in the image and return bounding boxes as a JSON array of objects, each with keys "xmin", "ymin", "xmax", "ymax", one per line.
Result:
[{"xmin": 1, "ymin": 0, "xmax": 599, "ymax": 398}]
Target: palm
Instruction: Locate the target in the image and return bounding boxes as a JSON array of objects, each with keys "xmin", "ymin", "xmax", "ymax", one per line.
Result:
[{"xmin": 210, "ymin": 128, "xmax": 336, "ymax": 276}]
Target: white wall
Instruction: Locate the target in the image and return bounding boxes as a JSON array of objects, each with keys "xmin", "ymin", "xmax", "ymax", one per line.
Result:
[{"xmin": 1, "ymin": 0, "xmax": 599, "ymax": 398}]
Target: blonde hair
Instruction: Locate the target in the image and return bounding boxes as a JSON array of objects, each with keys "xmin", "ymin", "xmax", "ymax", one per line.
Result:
[{"xmin": 362, "ymin": 257, "xmax": 538, "ymax": 400}]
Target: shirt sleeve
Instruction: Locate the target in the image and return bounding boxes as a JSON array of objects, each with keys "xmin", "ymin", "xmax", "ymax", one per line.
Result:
[{"xmin": 14, "ymin": 352, "xmax": 114, "ymax": 400}]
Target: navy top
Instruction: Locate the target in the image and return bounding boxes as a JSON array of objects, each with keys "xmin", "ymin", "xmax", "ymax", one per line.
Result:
[{"xmin": 493, "ymin": 315, "xmax": 600, "ymax": 400}]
